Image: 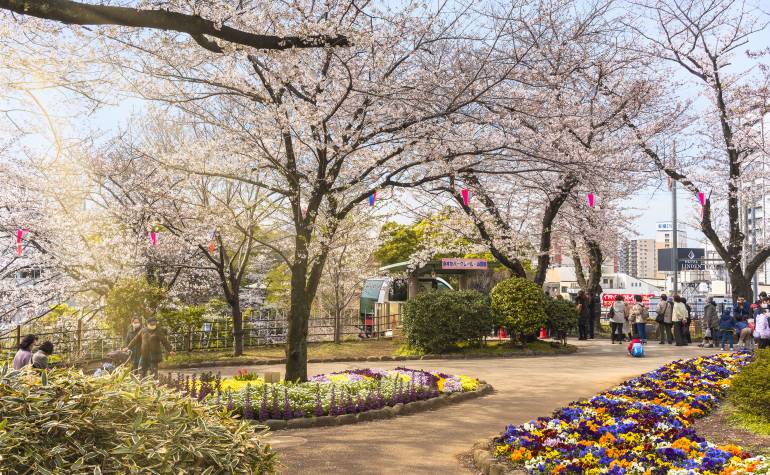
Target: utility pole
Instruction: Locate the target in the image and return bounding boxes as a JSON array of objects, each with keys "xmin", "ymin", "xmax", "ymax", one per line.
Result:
[
  {"xmin": 752, "ymin": 203, "xmax": 759, "ymax": 300},
  {"xmin": 672, "ymin": 179, "xmax": 678, "ymax": 295}
]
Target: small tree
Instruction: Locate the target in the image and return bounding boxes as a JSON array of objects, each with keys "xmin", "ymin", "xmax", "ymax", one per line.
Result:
[
  {"xmin": 402, "ymin": 290, "xmax": 492, "ymax": 353},
  {"xmin": 544, "ymin": 297, "xmax": 578, "ymax": 345},
  {"xmin": 104, "ymin": 277, "xmax": 167, "ymax": 336},
  {"xmin": 490, "ymin": 277, "xmax": 547, "ymax": 345}
]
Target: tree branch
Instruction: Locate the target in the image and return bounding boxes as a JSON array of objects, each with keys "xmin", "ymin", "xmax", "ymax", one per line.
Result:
[{"xmin": 1, "ymin": 0, "xmax": 349, "ymax": 51}]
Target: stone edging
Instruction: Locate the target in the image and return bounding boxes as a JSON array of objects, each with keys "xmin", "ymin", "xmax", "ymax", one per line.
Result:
[
  {"xmin": 163, "ymin": 345, "xmax": 576, "ymax": 370},
  {"xmin": 254, "ymin": 382, "xmax": 493, "ymax": 431},
  {"xmin": 471, "ymin": 438, "xmax": 521, "ymax": 475}
]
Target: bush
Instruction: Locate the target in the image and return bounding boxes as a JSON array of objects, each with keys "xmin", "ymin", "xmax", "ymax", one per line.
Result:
[
  {"xmin": 401, "ymin": 290, "xmax": 492, "ymax": 353},
  {"xmin": 157, "ymin": 304, "xmax": 206, "ymax": 335},
  {"xmin": 0, "ymin": 366, "xmax": 276, "ymax": 473},
  {"xmin": 490, "ymin": 277, "xmax": 547, "ymax": 343},
  {"xmin": 730, "ymin": 349, "xmax": 770, "ymax": 419},
  {"xmin": 545, "ymin": 296, "xmax": 578, "ymax": 340},
  {"xmin": 105, "ymin": 277, "xmax": 167, "ymax": 336}
]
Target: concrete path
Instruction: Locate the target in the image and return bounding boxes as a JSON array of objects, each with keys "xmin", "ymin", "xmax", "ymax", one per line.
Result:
[{"xmin": 193, "ymin": 340, "xmax": 723, "ymax": 474}]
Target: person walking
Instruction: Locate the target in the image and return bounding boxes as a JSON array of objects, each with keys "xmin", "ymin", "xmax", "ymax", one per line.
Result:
[
  {"xmin": 628, "ymin": 295, "xmax": 649, "ymax": 344},
  {"xmin": 12, "ymin": 334, "xmax": 38, "ymax": 370},
  {"xmin": 609, "ymin": 295, "xmax": 627, "ymax": 344},
  {"xmin": 576, "ymin": 290, "xmax": 591, "ymax": 341},
  {"xmin": 125, "ymin": 317, "xmax": 174, "ymax": 378},
  {"xmin": 719, "ymin": 309, "xmax": 737, "ymax": 351},
  {"xmin": 754, "ymin": 307, "xmax": 770, "ymax": 349},
  {"xmin": 700, "ymin": 297, "xmax": 719, "ymax": 348},
  {"xmin": 656, "ymin": 294, "xmax": 674, "ymax": 344},
  {"xmin": 32, "ymin": 341, "xmax": 54, "ymax": 369},
  {"xmin": 125, "ymin": 317, "xmax": 143, "ymax": 371},
  {"xmin": 672, "ymin": 295, "xmax": 688, "ymax": 346}
]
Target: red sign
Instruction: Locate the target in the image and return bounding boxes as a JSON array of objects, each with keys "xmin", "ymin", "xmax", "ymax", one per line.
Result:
[
  {"xmin": 601, "ymin": 293, "xmax": 657, "ymax": 308},
  {"xmin": 441, "ymin": 258, "xmax": 488, "ymax": 270}
]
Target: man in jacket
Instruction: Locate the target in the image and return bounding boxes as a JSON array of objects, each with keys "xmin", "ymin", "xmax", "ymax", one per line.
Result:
[
  {"xmin": 656, "ymin": 294, "xmax": 674, "ymax": 345},
  {"xmin": 125, "ymin": 317, "xmax": 174, "ymax": 378}
]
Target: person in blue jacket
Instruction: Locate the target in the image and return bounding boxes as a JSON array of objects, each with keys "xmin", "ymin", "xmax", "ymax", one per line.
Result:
[
  {"xmin": 733, "ymin": 296, "xmax": 751, "ymax": 322},
  {"xmin": 719, "ymin": 309, "xmax": 737, "ymax": 351}
]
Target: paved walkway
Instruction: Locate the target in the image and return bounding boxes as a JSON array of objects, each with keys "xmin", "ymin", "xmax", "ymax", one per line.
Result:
[{"xmin": 194, "ymin": 340, "xmax": 722, "ymax": 474}]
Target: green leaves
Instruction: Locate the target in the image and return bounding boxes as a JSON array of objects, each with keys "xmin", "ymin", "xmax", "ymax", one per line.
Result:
[
  {"xmin": 490, "ymin": 277, "xmax": 548, "ymax": 341},
  {"xmin": 0, "ymin": 366, "xmax": 276, "ymax": 474}
]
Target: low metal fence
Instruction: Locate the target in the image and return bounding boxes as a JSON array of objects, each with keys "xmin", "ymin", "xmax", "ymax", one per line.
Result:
[{"xmin": 0, "ymin": 309, "xmax": 394, "ymax": 364}]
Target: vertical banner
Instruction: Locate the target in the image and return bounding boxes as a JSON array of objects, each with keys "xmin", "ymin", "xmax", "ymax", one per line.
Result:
[
  {"xmin": 208, "ymin": 230, "xmax": 216, "ymax": 253},
  {"xmin": 587, "ymin": 193, "xmax": 595, "ymax": 208},
  {"xmin": 15, "ymin": 229, "xmax": 24, "ymax": 256},
  {"xmin": 461, "ymin": 188, "xmax": 469, "ymax": 206},
  {"xmin": 369, "ymin": 191, "xmax": 377, "ymax": 206}
]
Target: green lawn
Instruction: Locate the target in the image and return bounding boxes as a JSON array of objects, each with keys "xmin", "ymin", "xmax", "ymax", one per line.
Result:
[{"xmin": 162, "ymin": 338, "xmax": 574, "ymax": 368}]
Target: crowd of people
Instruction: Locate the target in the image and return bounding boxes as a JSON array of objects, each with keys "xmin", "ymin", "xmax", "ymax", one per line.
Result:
[{"xmin": 573, "ymin": 290, "xmax": 770, "ymax": 352}]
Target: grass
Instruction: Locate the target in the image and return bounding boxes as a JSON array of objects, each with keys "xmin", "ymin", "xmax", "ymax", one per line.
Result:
[
  {"xmin": 162, "ymin": 338, "xmax": 574, "ymax": 368},
  {"xmin": 727, "ymin": 403, "xmax": 770, "ymax": 437}
]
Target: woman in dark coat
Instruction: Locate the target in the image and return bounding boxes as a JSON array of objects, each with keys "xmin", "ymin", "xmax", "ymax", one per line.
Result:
[
  {"xmin": 125, "ymin": 317, "xmax": 173, "ymax": 378},
  {"xmin": 125, "ymin": 317, "xmax": 143, "ymax": 371}
]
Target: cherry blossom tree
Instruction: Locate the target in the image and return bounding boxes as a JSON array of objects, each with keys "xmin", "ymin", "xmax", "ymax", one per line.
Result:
[{"xmin": 627, "ymin": 0, "xmax": 770, "ymax": 300}]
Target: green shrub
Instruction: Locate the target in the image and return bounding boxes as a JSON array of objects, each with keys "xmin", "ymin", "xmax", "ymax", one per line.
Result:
[
  {"xmin": 401, "ymin": 290, "xmax": 492, "ymax": 353},
  {"xmin": 157, "ymin": 304, "xmax": 206, "ymax": 335},
  {"xmin": 730, "ymin": 349, "xmax": 770, "ymax": 419},
  {"xmin": 545, "ymin": 296, "xmax": 578, "ymax": 339},
  {"xmin": 490, "ymin": 277, "xmax": 547, "ymax": 343},
  {"xmin": 105, "ymin": 277, "xmax": 167, "ymax": 336},
  {"xmin": 0, "ymin": 366, "xmax": 276, "ymax": 473}
]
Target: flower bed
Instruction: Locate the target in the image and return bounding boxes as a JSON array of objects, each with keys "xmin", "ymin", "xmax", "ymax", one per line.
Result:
[
  {"xmin": 162, "ymin": 367, "xmax": 482, "ymax": 423},
  {"xmin": 489, "ymin": 353, "xmax": 770, "ymax": 474}
]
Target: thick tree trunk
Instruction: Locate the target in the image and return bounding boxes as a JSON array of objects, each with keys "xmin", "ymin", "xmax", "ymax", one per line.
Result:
[
  {"xmin": 730, "ymin": 271, "xmax": 753, "ymax": 303},
  {"xmin": 285, "ymin": 262, "xmax": 311, "ymax": 382}
]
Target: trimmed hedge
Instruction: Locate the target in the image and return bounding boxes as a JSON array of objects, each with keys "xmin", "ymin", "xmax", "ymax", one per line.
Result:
[
  {"xmin": 490, "ymin": 277, "xmax": 547, "ymax": 343},
  {"xmin": 545, "ymin": 296, "xmax": 578, "ymax": 342},
  {"xmin": 401, "ymin": 290, "xmax": 492, "ymax": 353}
]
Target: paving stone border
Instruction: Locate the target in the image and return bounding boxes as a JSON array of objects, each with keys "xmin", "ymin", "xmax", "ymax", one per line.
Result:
[
  {"xmin": 252, "ymin": 382, "xmax": 493, "ymax": 431},
  {"xmin": 163, "ymin": 344, "xmax": 576, "ymax": 370},
  {"xmin": 470, "ymin": 438, "xmax": 522, "ymax": 475}
]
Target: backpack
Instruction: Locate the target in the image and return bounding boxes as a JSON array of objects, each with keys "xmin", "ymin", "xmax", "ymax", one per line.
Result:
[{"xmin": 631, "ymin": 343, "xmax": 645, "ymax": 357}]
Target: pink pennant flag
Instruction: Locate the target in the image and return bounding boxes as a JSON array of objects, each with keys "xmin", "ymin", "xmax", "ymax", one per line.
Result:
[
  {"xmin": 15, "ymin": 229, "xmax": 25, "ymax": 256},
  {"xmin": 698, "ymin": 192, "xmax": 705, "ymax": 206},
  {"xmin": 461, "ymin": 188, "xmax": 469, "ymax": 206},
  {"xmin": 587, "ymin": 193, "xmax": 595, "ymax": 208},
  {"xmin": 369, "ymin": 191, "xmax": 377, "ymax": 206},
  {"xmin": 150, "ymin": 231, "xmax": 158, "ymax": 246}
]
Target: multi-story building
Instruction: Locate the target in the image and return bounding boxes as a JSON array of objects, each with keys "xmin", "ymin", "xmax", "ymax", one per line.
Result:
[{"xmin": 619, "ymin": 238, "xmax": 657, "ymax": 280}]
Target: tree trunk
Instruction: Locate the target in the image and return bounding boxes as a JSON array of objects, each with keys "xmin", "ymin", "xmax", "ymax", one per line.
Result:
[
  {"xmin": 285, "ymin": 263, "xmax": 311, "ymax": 381},
  {"xmin": 231, "ymin": 297, "xmax": 244, "ymax": 356},
  {"xmin": 730, "ymin": 271, "xmax": 753, "ymax": 303},
  {"xmin": 334, "ymin": 309, "xmax": 342, "ymax": 344}
]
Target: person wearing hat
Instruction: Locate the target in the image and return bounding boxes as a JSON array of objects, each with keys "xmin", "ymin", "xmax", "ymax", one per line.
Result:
[{"xmin": 124, "ymin": 316, "xmax": 174, "ymax": 378}]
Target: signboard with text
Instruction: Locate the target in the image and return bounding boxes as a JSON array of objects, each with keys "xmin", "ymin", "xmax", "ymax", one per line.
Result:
[
  {"xmin": 656, "ymin": 222, "xmax": 673, "ymax": 231},
  {"xmin": 657, "ymin": 248, "xmax": 705, "ymax": 271},
  {"xmin": 440, "ymin": 258, "xmax": 488, "ymax": 270},
  {"xmin": 601, "ymin": 293, "xmax": 657, "ymax": 308}
]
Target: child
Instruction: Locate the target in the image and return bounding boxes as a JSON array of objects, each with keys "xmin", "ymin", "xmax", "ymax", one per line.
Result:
[
  {"xmin": 32, "ymin": 341, "xmax": 54, "ymax": 369},
  {"xmin": 627, "ymin": 337, "xmax": 644, "ymax": 357},
  {"xmin": 719, "ymin": 309, "xmax": 737, "ymax": 351}
]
